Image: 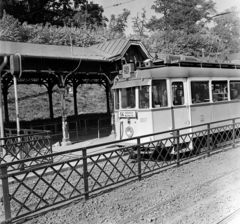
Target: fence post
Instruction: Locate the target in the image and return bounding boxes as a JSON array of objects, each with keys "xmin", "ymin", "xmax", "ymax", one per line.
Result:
[
  {"xmin": 207, "ymin": 124, "xmax": 210, "ymax": 157},
  {"xmin": 1, "ymin": 165, "xmax": 11, "ymax": 221},
  {"xmin": 137, "ymin": 138, "xmax": 141, "ymax": 181},
  {"xmin": 98, "ymin": 119, "xmax": 100, "ymax": 139},
  {"xmin": 82, "ymin": 148, "xmax": 89, "ymax": 200},
  {"xmin": 232, "ymin": 119, "xmax": 235, "ymax": 148},
  {"xmin": 176, "ymin": 130, "xmax": 180, "ymax": 167}
]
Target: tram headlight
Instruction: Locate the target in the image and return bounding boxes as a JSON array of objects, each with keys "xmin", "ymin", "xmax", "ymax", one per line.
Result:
[{"xmin": 125, "ymin": 126, "xmax": 134, "ymax": 138}]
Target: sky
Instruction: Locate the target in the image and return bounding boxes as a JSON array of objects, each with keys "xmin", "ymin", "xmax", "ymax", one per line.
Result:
[{"xmin": 92, "ymin": 0, "xmax": 240, "ymax": 35}]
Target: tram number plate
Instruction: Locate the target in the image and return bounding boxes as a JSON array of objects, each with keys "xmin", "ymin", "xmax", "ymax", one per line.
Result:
[{"xmin": 119, "ymin": 111, "xmax": 136, "ymax": 118}]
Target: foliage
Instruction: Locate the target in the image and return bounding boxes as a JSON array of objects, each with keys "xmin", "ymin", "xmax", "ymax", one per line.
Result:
[
  {"xmin": 211, "ymin": 7, "xmax": 240, "ymax": 55},
  {"xmin": 0, "ymin": 0, "xmax": 105, "ymax": 27},
  {"xmin": 0, "ymin": 12, "xmax": 110, "ymax": 46},
  {"xmin": 73, "ymin": 1, "xmax": 108, "ymax": 28},
  {"xmin": 108, "ymin": 8, "xmax": 130, "ymax": 36},
  {"xmin": 132, "ymin": 8, "xmax": 148, "ymax": 39},
  {"xmin": 148, "ymin": 0, "xmax": 216, "ymax": 33}
]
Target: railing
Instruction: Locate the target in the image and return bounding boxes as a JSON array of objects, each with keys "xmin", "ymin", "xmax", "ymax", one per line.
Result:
[
  {"xmin": 0, "ymin": 129, "xmax": 52, "ymax": 172},
  {"xmin": 1, "ymin": 117, "xmax": 240, "ymax": 223},
  {"xmin": 5, "ymin": 115, "xmax": 112, "ymax": 144}
]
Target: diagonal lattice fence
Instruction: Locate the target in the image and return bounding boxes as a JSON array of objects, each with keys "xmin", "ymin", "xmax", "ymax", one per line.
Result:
[
  {"xmin": 0, "ymin": 130, "xmax": 52, "ymax": 172},
  {"xmin": 1, "ymin": 118, "xmax": 240, "ymax": 223}
]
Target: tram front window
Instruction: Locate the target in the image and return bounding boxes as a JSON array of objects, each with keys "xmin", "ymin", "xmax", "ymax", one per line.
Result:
[
  {"xmin": 121, "ymin": 87, "xmax": 136, "ymax": 108},
  {"xmin": 212, "ymin": 81, "xmax": 228, "ymax": 102},
  {"xmin": 139, "ymin": 86, "xmax": 149, "ymax": 108},
  {"xmin": 152, "ymin": 80, "xmax": 168, "ymax": 108},
  {"xmin": 191, "ymin": 81, "xmax": 209, "ymax": 103}
]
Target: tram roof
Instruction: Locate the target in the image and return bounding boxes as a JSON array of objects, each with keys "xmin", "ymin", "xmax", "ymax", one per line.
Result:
[
  {"xmin": 137, "ymin": 63, "xmax": 240, "ymax": 79},
  {"xmin": 113, "ymin": 62, "xmax": 240, "ymax": 88}
]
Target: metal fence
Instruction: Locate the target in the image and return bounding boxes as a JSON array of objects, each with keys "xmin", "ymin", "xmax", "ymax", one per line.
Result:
[
  {"xmin": 0, "ymin": 129, "xmax": 52, "ymax": 172},
  {"xmin": 1, "ymin": 117, "xmax": 240, "ymax": 223},
  {"xmin": 5, "ymin": 115, "xmax": 112, "ymax": 144}
]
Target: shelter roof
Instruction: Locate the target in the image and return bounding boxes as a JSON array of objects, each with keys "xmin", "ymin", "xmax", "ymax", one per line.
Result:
[{"xmin": 0, "ymin": 39, "xmax": 151, "ymax": 62}]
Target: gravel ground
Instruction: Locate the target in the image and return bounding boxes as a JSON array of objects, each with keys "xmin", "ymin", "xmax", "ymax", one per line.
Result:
[{"xmin": 17, "ymin": 145, "xmax": 240, "ymax": 224}]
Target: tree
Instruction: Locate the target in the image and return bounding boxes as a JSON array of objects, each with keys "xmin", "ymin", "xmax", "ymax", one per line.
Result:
[
  {"xmin": 132, "ymin": 8, "xmax": 148, "ymax": 38},
  {"xmin": 211, "ymin": 8, "xmax": 240, "ymax": 55},
  {"xmin": 147, "ymin": 0, "xmax": 216, "ymax": 33},
  {"xmin": 0, "ymin": 12, "xmax": 109, "ymax": 46},
  {"xmin": 108, "ymin": 8, "xmax": 130, "ymax": 36},
  {"xmin": 1, "ymin": 0, "xmax": 105, "ymax": 27},
  {"xmin": 73, "ymin": 1, "xmax": 107, "ymax": 28}
]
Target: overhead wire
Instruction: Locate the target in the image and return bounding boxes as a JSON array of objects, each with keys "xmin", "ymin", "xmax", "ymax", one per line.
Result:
[{"xmin": 104, "ymin": 0, "xmax": 135, "ymax": 9}]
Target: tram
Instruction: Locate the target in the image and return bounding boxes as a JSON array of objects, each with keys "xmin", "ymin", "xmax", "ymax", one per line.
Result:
[{"xmin": 112, "ymin": 55, "xmax": 240, "ymax": 153}]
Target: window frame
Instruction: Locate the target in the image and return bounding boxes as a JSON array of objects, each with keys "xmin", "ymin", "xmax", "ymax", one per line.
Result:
[
  {"xmin": 190, "ymin": 80, "xmax": 210, "ymax": 104},
  {"xmin": 120, "ymin": 87, "xmax": 136, "ymax": 109},
  {"xmin": 211, "ymin": 80, "xmax": 228, "ymax": 103},
  {"xmin": 152, "ymin": 79, "xmax": 168, "ymax": 108},
  {"xmin": 172, "ymin": 81, "xmax": 185, "ymax": 106}
]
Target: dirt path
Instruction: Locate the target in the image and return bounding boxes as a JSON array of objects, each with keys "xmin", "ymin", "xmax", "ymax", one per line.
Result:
[{"xmin": 22, "ymin": 146, "xmax": 240, "ymax": 224}]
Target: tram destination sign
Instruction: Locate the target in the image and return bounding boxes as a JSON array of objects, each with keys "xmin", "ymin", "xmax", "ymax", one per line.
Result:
[{"xmin": 119, "ymin": 111, "xmax": 136, "ymax": 118}]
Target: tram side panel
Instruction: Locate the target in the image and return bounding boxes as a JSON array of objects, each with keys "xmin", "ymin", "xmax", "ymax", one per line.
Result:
[
  {"xmin": 211, "ymin": 102, "xmax": 231, "ymax": 127},
  {"xmin": 191, "ymin": 102, "xmax": 234, "ymax": 151},
  {"xmin": 191, "ymin": 104, "xmax": 212, "ymax": 128},
  {"xmin": 152, "ymin": 108, "xmax": 172, "ymax": 140},
  {"xmin": 228, "ymin": 101, "xmax": 240, "ymax": 121}
]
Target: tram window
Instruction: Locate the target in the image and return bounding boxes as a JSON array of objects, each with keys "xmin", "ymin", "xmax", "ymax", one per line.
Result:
[
  {"xmin": 191, "ymin": 81, "xmax": 209, "ymax": 103},
  {"xmin": 121, "ymin": 87, "xmax": 136, "ymax": 108},
  {"xmin": 139, "ymin": 86, "xmax": 150, "ymax": 109},
  {"xmin": 212, "ymin": 81, "xmax": 228, "ymax": 102},
  {"xmin": 114, "ymin": 89, "xmax": 120, "ymax": 109},
  {"xmin": 172, "ymin": 82, "xmax": 184, "ymax": 106},
  {"xmin": 152, "ymin": 80, "xmax": 168, "ymax": 108},
  {"xmin": 230, "ymin": 81, "xmax": 240, "ymax": 100}
]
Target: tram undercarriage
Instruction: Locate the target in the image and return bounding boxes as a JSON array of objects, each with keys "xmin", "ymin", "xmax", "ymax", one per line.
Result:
[{"xmin": 128, "ymin": 128, "xmax": 239, "ymax": 161}]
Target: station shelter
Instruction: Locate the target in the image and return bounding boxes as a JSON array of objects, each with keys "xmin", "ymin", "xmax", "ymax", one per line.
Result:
[{"xmin": 0, "ymin": 38, "xmax": 152, "ymax": 145}]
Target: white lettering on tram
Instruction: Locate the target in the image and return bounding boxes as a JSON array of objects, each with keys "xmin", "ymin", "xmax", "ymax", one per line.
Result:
[{"xmin": 119, "ymin": 111, "xmax": 136, "ymax": 118}]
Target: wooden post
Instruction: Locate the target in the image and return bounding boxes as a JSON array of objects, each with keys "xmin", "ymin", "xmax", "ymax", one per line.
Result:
[
  {"xmin": 105, "ymin": 84, "xmax": 110, "ymax": 114},
  {"xmin": 73, "ymin": 83, "xmax": 78, "ymax": 116},
  {"xmin": 48, "ymin": 87, "xmax": 54, "ymax": 119}
]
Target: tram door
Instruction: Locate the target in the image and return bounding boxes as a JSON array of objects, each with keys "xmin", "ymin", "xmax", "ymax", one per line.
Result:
[
  {"xmin": 171, "ymin": 80, "xmax": 190, "ymax": 132},
  {"xmin": 115, "ymin": 87, "xmax": 139, "ymax": 141}
]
